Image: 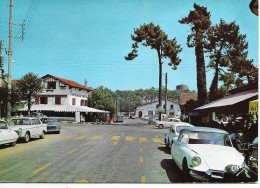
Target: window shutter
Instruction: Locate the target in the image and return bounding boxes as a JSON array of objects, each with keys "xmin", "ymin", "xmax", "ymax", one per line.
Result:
[
  {"xmin": 85, "ymin": 100, "xmax": 88, "ymax": 106},
  {"xmin": 72, "ymin": 98, "xmax": 76, "ymax": 105},
  {"xmin": 35, "ymin": 96, "xmax": 39, "ymax": 104}
]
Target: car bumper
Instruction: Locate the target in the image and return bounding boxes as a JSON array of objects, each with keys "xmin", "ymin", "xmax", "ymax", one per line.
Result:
[
  {"xmin": 190, "ymin": 169, "xmax": 224, "ymax": 182},
  {"xmin": 47, "ymin": 126, "xmax": 60, "ymax": 132}
]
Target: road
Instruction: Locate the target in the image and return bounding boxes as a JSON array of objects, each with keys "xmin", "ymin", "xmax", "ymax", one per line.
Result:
[{"xmin": 0, "ymin": 118, "xmax": 188, "ymax": 183}]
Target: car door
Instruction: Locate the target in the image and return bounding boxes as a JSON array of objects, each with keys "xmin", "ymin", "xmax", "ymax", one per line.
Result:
[
  {"xmin": 31, "ymin": 119, "xmax": 42, "ymax": 135},
  {"xmin": 0, "ymin": 121, "xmax": 12, "ymax": 142},
  {"xmin": 172, "ymin": 130, "xmax": 188, "ymax": 167},
  {"xmin": 169, "ymin": 126, "xmax": 176, "ymax": 145}
]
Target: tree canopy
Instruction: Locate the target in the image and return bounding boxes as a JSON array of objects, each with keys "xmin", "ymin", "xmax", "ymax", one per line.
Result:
[
  {"xmin": 179, "ymin": 3, "xmax": 211, "ymax": 106},
  {"xmin": 125, "ymin": 22, "xmax": 182, "ymax": 120},
  {"xmin": 16, "ymin": 72, "xmax": 43, "ymax": 116}
]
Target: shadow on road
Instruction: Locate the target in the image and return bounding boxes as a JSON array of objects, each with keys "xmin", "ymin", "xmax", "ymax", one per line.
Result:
[
  {"xmin": 157, "ymin": 146, "xmax": 171, "ymax": 155},
  {"xmin": 161, "ymin": 159, "xmax": 183, "ymax": 183}
]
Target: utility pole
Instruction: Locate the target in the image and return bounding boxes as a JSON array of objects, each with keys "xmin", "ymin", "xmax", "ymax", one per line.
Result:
[
  {"xmin": 165, "ymin": 72, "xmax": 168, "ymax": 114},
  {"xmin": 0, "ymin": 40, "xmax": 3, "ymax": 87},
  {"xmin": 6, "ymin": 0, "xmax": 13, "ymax": 121}
]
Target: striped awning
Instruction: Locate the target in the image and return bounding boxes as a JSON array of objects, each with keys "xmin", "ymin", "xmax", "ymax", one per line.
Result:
[
  {"xmin": 195, "ymin": 89, "xmax": 258, "ymax": 111},
  {"xmin": 18, "ymin": 104, "xmax": 108, "ymax": 113}
]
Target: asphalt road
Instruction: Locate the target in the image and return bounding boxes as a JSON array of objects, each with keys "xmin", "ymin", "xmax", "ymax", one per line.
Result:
[{"xmin": 0, "ymin": 118, "xmax": 187, "ymax": 183}]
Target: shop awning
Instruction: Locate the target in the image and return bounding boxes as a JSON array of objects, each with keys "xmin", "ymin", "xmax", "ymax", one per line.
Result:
[
  {"xmin": 249, "ymin": 100, "xmax": 258, "ymax": 115},
  {"xmin": 195, "ymin": 89, "xmax": 258, "ymax": 111},
  {"xmin": 18, "ymin": 104, "xmax": 108, "ymax": 113}
]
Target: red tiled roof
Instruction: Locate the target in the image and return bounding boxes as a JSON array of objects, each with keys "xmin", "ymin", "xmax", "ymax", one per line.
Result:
[
  {"xmin": 42, "ymin": 74, "xmax": 93, "ymax": 91},
  {"xmin": 180, "ymin": 93, "xmax": 198, "ymax": 105},
  {"xmin": 12, "ymin": 80, "xmax": 19, "ymax": 84}
]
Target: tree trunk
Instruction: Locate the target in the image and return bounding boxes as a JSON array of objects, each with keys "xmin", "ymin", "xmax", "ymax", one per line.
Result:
[
  {"xmin": 195, "ymin": 44, "xmax": 208, "ymax": 106},
  {"xmin": 209, "ymin": 62, "xmax": 219, "ymax": 102},
  {"xmin": 27, "ymin": 97, "xmax": 31, "ymax": 117},
  {"xmin": 157, "ymin": 49, "xmax": 162, "ymax": 121}
]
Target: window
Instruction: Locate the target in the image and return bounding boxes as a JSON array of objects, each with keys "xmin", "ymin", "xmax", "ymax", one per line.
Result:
[
  {"xmin": 170, "ymin": 105, "xmax": 174, "ymax": 109},
  {"xmin": 60, "ymin": 86, "xmax": 66, "ymax": 90},
  {"xmin": 35, "ymin": 96, "xmax": 39, "ymax": 104},
  {"xmin": 55, "ymin": 97, "xmax": 61, "ymax": 105},
  {"xmin": 31, "ymin": 119, "xmax": 40, "ymax": 125},
  {"xmin": 40, "ymin": 97, "xmax": 48, "ymax": 104},
  {"xmin": 81, "ymin": 99, "xmax": 84, "ymax": 106},
  {"xmin": 72, "ymin": 98, "xmax": 76, "ymax": 105},
  {"xmin": 156, "ymin": 104, "xmax": 159, "ymax": 108},
  {"xmin": 47, "ymin": 82, "xmax": 56, "ymax": 89},
  {"xmin": 0, "ymin": 121, "xmax": 8, "ymax": 129},
  {"xmin": 85, "ymin": 100, "xmax": 88, "ymax": 106}
]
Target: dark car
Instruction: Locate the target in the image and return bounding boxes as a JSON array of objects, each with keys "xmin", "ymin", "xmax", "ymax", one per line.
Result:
[
  {"xmin": 115, "ymin": 115, "xmax": 124, "ymax": 122},
  {"xmin": 45, "ymin": 118, "xmax": 61, "ymax": 134}
]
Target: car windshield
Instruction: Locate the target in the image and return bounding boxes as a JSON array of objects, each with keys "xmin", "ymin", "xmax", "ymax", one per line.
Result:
[
  {"xmin": 176, "ymin": 125, "xmax": 189, "ymax": 133},
  {"xmin": 10, "ymin": 119, "xmax": 31, "ymax": 126},
  {"xmin": 188, "ymin": 131, "xmax": 232, "ymax": 147}
]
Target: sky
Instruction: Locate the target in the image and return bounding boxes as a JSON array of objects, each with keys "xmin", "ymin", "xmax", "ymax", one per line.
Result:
[{"xmin": 0, "ymin": 0, "xmax": 258, "ymax": 92}]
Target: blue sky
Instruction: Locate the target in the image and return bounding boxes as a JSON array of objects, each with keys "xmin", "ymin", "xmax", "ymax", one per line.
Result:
[{"xmin": 0, "ymin": 0, "xmax": 258, "ymax": 91}]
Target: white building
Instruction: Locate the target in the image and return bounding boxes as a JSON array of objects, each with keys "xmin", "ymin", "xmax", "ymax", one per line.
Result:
[
  {"xmin": 19, "ymin": 74, "xmax": 106, "ymax": 122},
  {"xmin": 135, "ymin": 100, "xmax": 181, "ymax": 118}
]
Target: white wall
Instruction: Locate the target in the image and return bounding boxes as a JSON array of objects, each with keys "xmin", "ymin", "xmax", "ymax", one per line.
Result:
[{"xmin": 135, "ymin": 100, "xmax": 180, "ymax": 118}]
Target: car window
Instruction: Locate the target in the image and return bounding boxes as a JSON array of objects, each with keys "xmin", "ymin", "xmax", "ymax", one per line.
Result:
[
  {"xmin": 31, "ymin": 119, "xmax": 40, "ymax": 125},
  {"xmin": 10, "ymin": 119, "xmax": 31, "ymax": 126},
  {"xmin": 188, "ymin": 131, "xmax": 232, "ymax": 146},
  {"xmin": 177, "ymin": 130, "xmax": 188, "ymax": 143},
  {"xmin": 0, "ymin": 121, "xmax": 8, "ymax": 129}
]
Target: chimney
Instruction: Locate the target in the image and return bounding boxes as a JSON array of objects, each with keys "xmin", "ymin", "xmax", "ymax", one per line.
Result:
[{"xmin": 84, "ymin": 79, "xmax": 88, "ymax": 88}]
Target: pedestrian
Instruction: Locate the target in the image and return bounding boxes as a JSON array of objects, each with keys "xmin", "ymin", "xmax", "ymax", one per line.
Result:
[{"xmin": 19, "ymin": 112, "xmax": 23, "ymax": 117}]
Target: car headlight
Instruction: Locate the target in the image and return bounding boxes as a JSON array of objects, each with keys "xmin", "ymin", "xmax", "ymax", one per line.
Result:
[
  {"xmin": 18, "ymin": 128, "xmax": 23, "ymax": 136},
  {"xmin": 192, "ymin": 156, "xmax": 201, "ymax": 167}
]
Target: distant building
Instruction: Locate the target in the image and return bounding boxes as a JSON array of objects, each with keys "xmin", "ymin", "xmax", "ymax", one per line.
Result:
[
  {"xmin": 176, "ymin": 84, "xmax": 189, "ymax": 93},
  {"xmin": 134, "ymin": 100, "xmax": 180, "ymax": 118}
]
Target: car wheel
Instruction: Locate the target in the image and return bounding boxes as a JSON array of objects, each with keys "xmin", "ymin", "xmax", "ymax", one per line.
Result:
[
  {"xmin": 40, "ymin": 131, "xmax": 45, "ymax": 139},
  {"xmin": 24, "ymin": 132, "xmax": 30, "ymax": 143},
  {"xmin": 165, "ymin": 139, "xmax": 169, "ymax": 148},
  {"xmin": 9, "ymin": 141, "xmax": 16, "ymax": 147},
  {"xmin": 159, "ymin": 124, "xmax": 163, "ymax": 129},
  {"xmin": 182, "ymin": 159, "xmax": 192, "ymax": 182}
]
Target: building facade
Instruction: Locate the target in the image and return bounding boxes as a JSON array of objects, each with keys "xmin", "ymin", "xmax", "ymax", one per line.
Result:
[{"xmin": 135, "ymin": 100, "xmax": 181, "ymax": 118}]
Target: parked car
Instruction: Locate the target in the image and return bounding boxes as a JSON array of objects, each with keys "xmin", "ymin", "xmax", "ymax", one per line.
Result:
[
  {"xmin": 115, "ymin": 115, "xmax": 124, "ymax": 122},
  {"xmin": 31, "ymin": 112, "xmax": 48, "ymax": 121},
  {"xmin": 9, "ymin": 117, "xmax": 47, "ymax": 143},
  {"xmin": 165, "ymin": 123, "xmax": 194, "ymax": 147},
  {"xmin": 171, "ymin": 127, "xmax": 245, "ymax": 182},
  {"xmin": 0, "ymin": 120, "xmax": 18, "ymax": 147},
  {"xmin": 142, "ymin": 115, "xmax": 149, "ymax": 120},
  {"xmin": 148, "ymin": 116, "xmax": 157, "ymax": 124},
  {"xmin": 155, "ymin": 118, "xmax": 181, "ymax": 129},
  {"xmin": 45, "ymin": 118, "xmax": 61, "ymax": 134}
]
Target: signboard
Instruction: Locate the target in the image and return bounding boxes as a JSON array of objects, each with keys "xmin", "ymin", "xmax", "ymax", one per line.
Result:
[{"xmin": 249, "ymin": 100, "xmax": 258, "ymax": 115}]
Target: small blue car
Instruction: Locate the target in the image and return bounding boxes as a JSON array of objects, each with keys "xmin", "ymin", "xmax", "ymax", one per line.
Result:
[
  {"xmin": 148, "ymin": 116, "xmax": 156, "ymax": 124},
  {"xmin": 45, "ymin": 118, "xmax": 61, "ymax": 134}
]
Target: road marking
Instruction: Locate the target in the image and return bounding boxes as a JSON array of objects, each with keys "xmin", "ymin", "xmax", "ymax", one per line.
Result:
[
  {"xmin": 75, "ymin": 135, "xmax": 88, "ymax": 139},
  {"xmin": 125, "ymin": 136, "xmax": 133, "ymax": 141},
  {"xmin": 0, "ymin": 162, "xmax": 23, "ymax": 176},
  {"xmin": 85, "ymin": 143, "xmax": 90, "ymax": 145},
  {"xmin": 75, "ymin": 180, "xmax": 88, "ymax": 183},
  {"xmin": 121, "ymin": 133, "xmax": 124, "ymax": 135},
  {"xmin": 153, "ymin": 138, "xmax": 162, "ymax": 143},
  {"xmin": 140, "ymin": 147, "xmax": 143, "ymax": 152},
  {"xmin": 32, "ymin": 163, "xmax": 52, "ymax": 174},
  {"xmin": 140, "ymin": 157, "xmax": 143, "ymax": 163},
  {"xmin": 90, "ymin": 135, "xmax": 102, "ymax": 140},
  {"xmin": 113, "ymin": 141, "xmax": 118, "ymax": 145},
  {"xmin": 155, "ymin": 135, "xmax": 158, "ymax": 138},
  {"xmin": 63, "ymin": 136, "xmax": 73, "ymax": 139},
  {"xmin": 141, "ymin": 176, "xmax": 146, "ymax": 183},
  {"xmin": 67, "ymin": 150, "xmax": 77, "ymax": 154},
  {"xmin": 90, "ymin": 129, "xmax": 114, "ymax": 140},
  {"xmin": 139, "ymin": 137, "xmax": 147, "ymax": 143},
  {"xmin": 111, "ymin": 136, "xmax": 120, "ymax": 140},
  {"xmin": 125, "ymin": 129, "xmax": 127, "ymax": 131}
]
